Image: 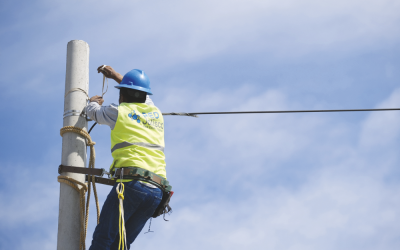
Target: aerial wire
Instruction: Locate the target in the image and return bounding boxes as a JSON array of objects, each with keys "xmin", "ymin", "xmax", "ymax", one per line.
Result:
[
  {"xmin": 162, "ymin": 108, "xmax": 400, "ymax": 118},
  {"xmin": 89, "ymin": 66, "xmax": 400, "ymax": 130},
  {"xmin": 88, "ymin": 107, "xmax": 400, "ymax": 133}
]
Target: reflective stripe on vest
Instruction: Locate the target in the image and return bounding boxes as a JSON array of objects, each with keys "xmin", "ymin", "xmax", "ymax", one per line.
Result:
[{"xmin": 111, "ymin": 141, "xmax": 165, "ymax": 153}]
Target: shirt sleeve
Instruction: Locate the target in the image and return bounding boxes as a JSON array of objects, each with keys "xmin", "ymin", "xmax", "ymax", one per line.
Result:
[
  {"xmin": 86, "ymin": 96, "xmax": 154, "ymax": 130},
  {"xmin": 86, "ymin": 102, "xmax": 119, "ymax": 130}
]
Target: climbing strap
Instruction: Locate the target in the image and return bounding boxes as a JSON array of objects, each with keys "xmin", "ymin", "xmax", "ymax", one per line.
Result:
[
  {"xmin": 59, "ymin": 164, "xmax": 116, "ymax": 185},
  {"xmin": 59, "ymin": 165, "xmax": 107, "ymax": 176},
  {"xmin": 113, "ymin": 167, "xmax": 172, "ymax": 192},
  {"xmin": 58, "ymin": 126, "xmax": 101, "ymax": 250}
]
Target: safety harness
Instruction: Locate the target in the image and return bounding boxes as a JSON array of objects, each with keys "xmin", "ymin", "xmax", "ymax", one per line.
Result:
[{"xmin": 58, "ymin": 165, "xmax": 174, "ymax": 219}]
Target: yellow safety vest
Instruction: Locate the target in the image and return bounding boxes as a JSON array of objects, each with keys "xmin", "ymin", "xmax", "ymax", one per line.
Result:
[{"xmin": 110, "ymin": 102, "xmax": 166, "ymax": 182}]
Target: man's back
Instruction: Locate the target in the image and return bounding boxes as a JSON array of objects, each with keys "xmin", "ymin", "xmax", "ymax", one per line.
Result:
[{"xmin": 111, "ymin": 102, "xmax": 166, "ymax": 178}]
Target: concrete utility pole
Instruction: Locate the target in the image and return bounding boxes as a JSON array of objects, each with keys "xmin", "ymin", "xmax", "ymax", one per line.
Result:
[{"xmin": 57, "ymin": 40, "xmax": 90, "ymax": 250}]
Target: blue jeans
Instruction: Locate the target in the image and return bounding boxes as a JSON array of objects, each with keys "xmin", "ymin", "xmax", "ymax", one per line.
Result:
[{"xmin": 89, "ymin": 180, "xmax": 163, "ymax": 250}]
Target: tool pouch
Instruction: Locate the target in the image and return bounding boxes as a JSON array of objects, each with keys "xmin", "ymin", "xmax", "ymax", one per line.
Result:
[{"xmin": 152, "ymin": 191, "xmax": 174, "ymax": 220}]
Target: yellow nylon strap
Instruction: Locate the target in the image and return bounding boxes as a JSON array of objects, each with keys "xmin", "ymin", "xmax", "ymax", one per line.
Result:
[{"xmin": 116, "ymin": 183, "xmax": 127, "ymax": 250}]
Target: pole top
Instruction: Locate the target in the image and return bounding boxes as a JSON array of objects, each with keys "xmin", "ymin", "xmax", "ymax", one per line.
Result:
[{"xmin": 68, "ymin": 40, "xmax": 89, "ymax": 47}]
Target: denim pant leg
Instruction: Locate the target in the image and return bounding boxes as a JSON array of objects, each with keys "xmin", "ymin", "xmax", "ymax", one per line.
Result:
[
  {"xmin": 109, "ymin": 181, "xmax": 163, "ymax": 250},
  {"xmin": 125, "ymin": 183, "xmax": 162, "ymax": 245},
  {"xmin": 89, "ymin": 181, "xmax": 149, "ymax": 250}
]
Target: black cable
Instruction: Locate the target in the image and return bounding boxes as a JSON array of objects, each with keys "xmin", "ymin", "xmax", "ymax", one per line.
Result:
[
  {"xmin": 88, "ymin": 122, "xmax": 97, "ymax": 134},
  {"xmin": 162, "ymin": 108, "xmax": 400, "ymax": 117},
  {"xmin": 88, "ymin": 108, "xmax": 400, "ymax": 133}
]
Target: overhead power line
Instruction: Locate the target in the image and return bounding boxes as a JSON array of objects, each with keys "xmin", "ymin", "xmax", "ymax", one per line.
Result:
[
  {"xmin": 88, "ymin": 108, "xmax": 400, "ymax": 134},
  {"xmin": 162, "ymin": 108, "xmax": 400, "ymax": 118}
]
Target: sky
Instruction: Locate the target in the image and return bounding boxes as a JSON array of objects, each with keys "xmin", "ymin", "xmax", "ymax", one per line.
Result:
[{"xmin": 1, "ymin": 0, "xmax": 400, "ymax": 249}]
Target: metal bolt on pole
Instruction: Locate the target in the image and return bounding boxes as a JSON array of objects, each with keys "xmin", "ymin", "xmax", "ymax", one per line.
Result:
[{"xmin": 57, "ymin": 40, "xmax": 89, "ymax": 250}]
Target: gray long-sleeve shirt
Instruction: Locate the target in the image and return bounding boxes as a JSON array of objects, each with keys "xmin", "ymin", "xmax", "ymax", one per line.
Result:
[
  {"xmin": 86, "ymin": 96, "xmax": 154, "ymax": 130},
  {"xmin": 86, "ymin": 96, "xmax": 159, "ymax": 188}
]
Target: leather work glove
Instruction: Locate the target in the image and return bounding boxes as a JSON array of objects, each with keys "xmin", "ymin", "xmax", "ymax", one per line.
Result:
[
  {"xmin": 97, "ymin": 65, "xmax": 123, "ymax": 83},
  {"xmin": 90, "ymin": 95, "xmax": 104, "ymax": 105}
]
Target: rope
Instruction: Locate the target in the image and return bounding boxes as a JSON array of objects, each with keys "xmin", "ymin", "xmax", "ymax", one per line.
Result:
[
  {"xmin": 162, "ymin": 108, "xmax": 400, "ymax": 117},
  {"xmin": 57, "ymin": 176, "xmax": 88, "ymax": 250},
  {"xmin": 59, "ymin": 126, "xmax": 101, "ymax": 250},
  {"xmin": 116, "ymin": 183, "xmax": 127, "ymax": 250},
  {"xmin": 102, "ymin": 75, "xmax": 109, "ymax": 97},
  {"xmin": 65, "ymin": 88, "xmax": 89, "ymax": 100}
]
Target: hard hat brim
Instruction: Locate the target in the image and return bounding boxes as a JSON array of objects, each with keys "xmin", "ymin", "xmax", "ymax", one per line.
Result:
[{"xmin": 115, "ymin": 85, "xmax": 153, "ymax": 95}]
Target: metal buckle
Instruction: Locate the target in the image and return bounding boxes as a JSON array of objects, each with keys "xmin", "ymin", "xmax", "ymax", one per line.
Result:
[{"xmin": 103, "ymin": 169, "xmax": 110, "ymax": 178}]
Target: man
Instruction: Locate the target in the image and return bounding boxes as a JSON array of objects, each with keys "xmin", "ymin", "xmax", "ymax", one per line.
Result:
[{"xmin": 87, "ymin": 65, "xmax": 166, "ymax": 250}]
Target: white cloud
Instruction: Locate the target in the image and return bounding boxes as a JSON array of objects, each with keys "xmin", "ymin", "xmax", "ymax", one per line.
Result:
[
  {"xmin": 2, "ymin": 0, "xmax": 400, "ymax": 98},
  {"xmin": 135, "ymin": 86, "xmax": 400, "ymax": 249},
  {"xmin": 359, "ymin": 88, "xmax": 400, "ymax": 150},
  {"xmin": 2, "ymin": 83, "xmax": 399, "ymax": 250},
  {"xmin": 135, "ymin": 170, "xmax": 400, "ymax": 250},
  {"xmin": 17, "ymin": 0, "xmax": 400, "ymax": 65},
  {"xmin": 1, "ymin": 0, "xmax": 400, "ymax": 249}
]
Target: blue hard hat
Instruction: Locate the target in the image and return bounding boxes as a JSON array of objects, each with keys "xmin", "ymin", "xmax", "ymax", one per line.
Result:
[{"xmin": 115, "ymin": 69, "xmax": 153, "ymax": 95}]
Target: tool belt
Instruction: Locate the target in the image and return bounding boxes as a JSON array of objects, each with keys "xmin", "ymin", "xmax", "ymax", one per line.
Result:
[
  {"xmin": 58, "ymin": 165, "xmax": 174, "ymax": 219},
  {"xmin": 112, "ymin": 167, "xmax": 172, "ymax": 192},
  {"xmin": 112, "ymin": 167, "xmax": 173, "ymax": 220}
]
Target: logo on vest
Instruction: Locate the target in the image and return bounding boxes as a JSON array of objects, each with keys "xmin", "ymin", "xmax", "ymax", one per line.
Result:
[
  {"xmin": 128, "ymin": 110, "xmax": 164, "ymax": 130},
  {"xmin": 128, "ymin": 110, "xmax": 141, "ymax": 123}
]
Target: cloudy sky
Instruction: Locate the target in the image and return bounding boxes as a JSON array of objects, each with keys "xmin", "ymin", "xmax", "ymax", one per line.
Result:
[{"xmin": 1, "ymin": 0, "xmax": 400, "ymax": 249}]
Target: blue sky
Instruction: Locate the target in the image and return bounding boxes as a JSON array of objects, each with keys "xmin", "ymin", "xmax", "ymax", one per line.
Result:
[{"xmin": 1, "ymin": 0, "xmax": 400, "ymax": 249}]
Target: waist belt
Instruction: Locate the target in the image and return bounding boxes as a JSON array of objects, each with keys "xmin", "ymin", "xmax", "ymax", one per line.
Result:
[
  {"xmin": 58, "ymin": 165, "xmax": 172, "ymax": 191},
  {"xmin": 112, "ymin": 167, "xmax": 172, "ymax": 192}
]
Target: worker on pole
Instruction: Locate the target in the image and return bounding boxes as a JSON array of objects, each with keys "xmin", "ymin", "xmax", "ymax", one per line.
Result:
[{"xmin": 87, "ymin": 65, "xmax": 167, "ymax": 250}]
